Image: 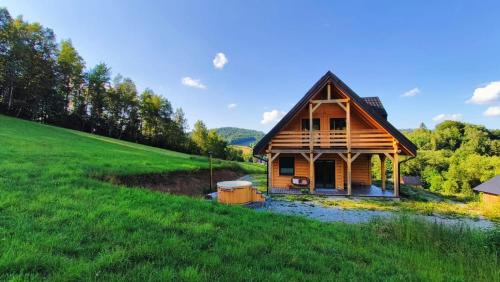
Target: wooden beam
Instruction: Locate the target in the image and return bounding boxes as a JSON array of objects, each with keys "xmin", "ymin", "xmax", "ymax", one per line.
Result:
[
  {"xmin": 267, "ymin": 152, "xmax": 272, "ymax": 190},
  {"xmin": 393, "ymin": 152, "xmax": 399, "ymax": 197},
  {"xmin": 327, "ymin": 83, "xmax": 331, "ymax": 100},
  {"xmin": 380, "ymin": 154, "xmax": 386, "ymax": 191},
  {"xmin": 346, "ymin": 101, "xmax": 351, "ymax": 152},
  {"xmin": 347, "ymin": 152, "xmax": 352, "ymax": 196},
  {"xmin": 270, "ymin": 152, "xmax": 280, "ymax": 162},
  {"xmin": 337, "ymin": 153, "xmax": 348, "ymax": 162},
  {"xmin": 312, "ymin": 102, "xmax": 322, "ymax": 113},
  {"xmin": 300, "ymin": 152, "xmax": 310, "ymax": 162},
  {"xmin": 351, "ymin": 149, "xmax": 393, "ymax": 154},
  {"xmin": 351, "ymin": 152, "xmax": 361, "ymax": 163},
  {"xmin": 309, "ymin": 103, "xmax": 313, "ymax": 151},
  {"xmin": 311, "ymin": 99, "xmax": 348, "ymax": 103},
  {"xmin": 384, "ymin": 152, "xmax": 394, "ymax": 161},
  {"xmin": 271, "ymin": 149, "xmax": 309, "ymax": 153},
  {"xmin": 335, "ymin": 101, "xmax": 347, "ymax": 111},
  {"xmin": 313, "ymin": 152, "xmax": 323, "ymax": 162}
]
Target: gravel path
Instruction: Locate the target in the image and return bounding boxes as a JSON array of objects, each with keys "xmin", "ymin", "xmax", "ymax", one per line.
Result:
[{"xmin": 259, "ymin": 199, "xmax": 497, "ymax": 229}]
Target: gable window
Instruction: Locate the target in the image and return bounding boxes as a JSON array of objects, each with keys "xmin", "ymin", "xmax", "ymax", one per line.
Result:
[
  {"xmin": 279, "ymin": 157, "xmax": 294, "ymax": 176},
  {"xmin": 301, "ymin": 118, "xmax": 320, "ymax": 131},
  {"xmin": 330, "ymin": 118, "xmax": 346, "ymax": 130}
]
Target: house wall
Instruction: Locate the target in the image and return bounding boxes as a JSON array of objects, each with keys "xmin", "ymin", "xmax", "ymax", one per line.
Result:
[
  {"xmin": 270, "ymin": 153, "xmax": 371, "ymax": 189},
  {"xmin": 282, "ymin": 103, "xmax": 377, "ymax": 132},
  {"xmin": 481, "ymin": 193, "xmax": 500, "ymax": 205},
  {"xmin": 345, "ymin": 154, "xmax": 372, "ymax": 186}
]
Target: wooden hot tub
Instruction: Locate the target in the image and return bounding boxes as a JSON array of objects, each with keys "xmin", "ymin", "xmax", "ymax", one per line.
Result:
[{"xmin": 217, "ymin": 180, "xmax": 265, "ymax": 205}]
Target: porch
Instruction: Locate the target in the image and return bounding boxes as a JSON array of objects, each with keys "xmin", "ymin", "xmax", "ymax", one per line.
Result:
[{"xmin": 270, "ymin": 185, "xmax": 396, "ymax": 197}]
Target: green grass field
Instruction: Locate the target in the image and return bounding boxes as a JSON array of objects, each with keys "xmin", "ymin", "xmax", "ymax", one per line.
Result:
[{"xmin": 0, "ymin": 115, "xmax": 498, "ymax": 281}]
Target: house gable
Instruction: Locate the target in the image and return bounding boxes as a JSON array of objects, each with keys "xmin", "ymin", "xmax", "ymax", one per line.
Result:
[{"xmin": 253, "ymin": 71, "xmax": 417, "ymax": 156}]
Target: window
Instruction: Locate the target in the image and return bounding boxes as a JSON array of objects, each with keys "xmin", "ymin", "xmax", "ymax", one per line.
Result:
[
  {"xmin": 279, "ymin": 157, "xmax": 294, "ymax": 176},
  {"xmin": 301, "ymin": 118, "xmax": 320, "ymax": 131},
  {"xmin": 330, "ymin": 118, "xmax": 346, "ymax": 130}
]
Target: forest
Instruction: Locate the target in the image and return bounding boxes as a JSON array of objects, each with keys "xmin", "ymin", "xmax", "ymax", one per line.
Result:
[
  {"xmin": 372, "ymin": 121, "xmax": 500, "ymax": 197},
  {"xmin": 0, "ymin": 8, "xmax": 243, "ymax": 161}
]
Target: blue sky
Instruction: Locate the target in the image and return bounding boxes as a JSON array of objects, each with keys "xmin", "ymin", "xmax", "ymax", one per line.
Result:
[{"xmin": 4, "ymin": 0, "xmax": 500, "ymax": 131}]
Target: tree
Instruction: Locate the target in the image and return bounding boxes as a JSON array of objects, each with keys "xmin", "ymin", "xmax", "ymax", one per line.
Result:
[
  {"xmin": 431, "ymin": 121, "xmax": 464, "ymax": 151},
  {"xmin": 205, "ymin": 129, "xmax": 228, "ymax": 159},
  {"xmin": 0, "ymin": 11, "xmax": 60, "ymax": 122},
  {"xmin": 105, "ymin": 75, "xmax": 138, "ymax": 138},
  {"xmin": 173, "ymin": 108, "xmax": 188, "ymax": 132},
  {"xmin": 191, "ymin": 120, "xmax": 209, "ymax": 153},
  {"xmin": 56, "ymin": 39, "xmax": 85, "ymax": 119},
  {"xmin": 139, "ymin": 88, "xmax": 172, "ymax": 145},
  {"xmin": 86, "ymin": 63, "xmax": 111, "ymax": 133}
]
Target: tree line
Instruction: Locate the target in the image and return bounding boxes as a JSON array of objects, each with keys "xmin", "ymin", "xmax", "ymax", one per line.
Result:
[
  {"xmin": 401, "ymin": 121, "xmax": 499, "ymax": 195},
  {"xmin": 0, "ymin": 8, "xmax": 245, "ymax": 161}
]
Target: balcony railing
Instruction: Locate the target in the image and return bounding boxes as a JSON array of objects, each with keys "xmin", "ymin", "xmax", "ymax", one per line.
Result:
[{"xmin": 270, "ymin": 129, "xmax": 394, "ymax": 149}]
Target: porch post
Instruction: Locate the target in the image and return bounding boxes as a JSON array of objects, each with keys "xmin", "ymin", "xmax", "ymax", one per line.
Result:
[
  {"xmin": 380, "ymin": 154, "xmax": 386, "ymax": 191},
  {"xmin": 346, "ymin": 100, "xmax": 351, "ymax": 151},
  {"xmin": 309, "ymin": 102, "xmax": 314, "ymax": 193},
  {"xmin": 347, "ymin": 152, "xmax": 352, "ymax": 196},
  {"xmin": 309, "ymin": 152, "xmax": 314, "ymax": 193},
  {"xmin": 267, "ymin": 152, "xmax": 272, "ymax": 190},
  {"xmin": 393, "ymin": 152, "xmax": 399, "ymax": 197}
]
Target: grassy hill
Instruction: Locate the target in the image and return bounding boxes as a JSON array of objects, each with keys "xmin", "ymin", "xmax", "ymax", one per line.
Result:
[
  {"xmin": 214, "ymin": 127, "xmax": 264, "ymax": 146},
  {"xmin": 0, "ymin": 115, "xmax": 498, "ymax": 281}
]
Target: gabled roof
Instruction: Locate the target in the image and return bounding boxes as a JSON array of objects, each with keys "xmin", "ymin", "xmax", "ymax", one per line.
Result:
[
  {"xmin": 473, "ymin": 175, "xmax": 500, "ymax": 195},
  {"xmin": 253, "ymin": 71, "xmax": 417, "ymax": 156}
]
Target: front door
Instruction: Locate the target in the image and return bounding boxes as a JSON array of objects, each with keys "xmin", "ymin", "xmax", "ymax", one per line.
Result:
[{"xmin": 314, "ymin": 160, "xmax": 335, "ymax": 189}]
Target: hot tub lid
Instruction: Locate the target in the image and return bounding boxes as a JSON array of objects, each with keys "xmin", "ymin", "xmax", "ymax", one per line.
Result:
[{"xmin": 217, "ymin": 180, "xmax": 252, "ymax": 190}]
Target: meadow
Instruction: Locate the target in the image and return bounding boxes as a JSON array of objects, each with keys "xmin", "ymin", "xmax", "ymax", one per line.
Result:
[{"xmin": 0, "ymin": 115, "xmax": 498, "ymax": 281}]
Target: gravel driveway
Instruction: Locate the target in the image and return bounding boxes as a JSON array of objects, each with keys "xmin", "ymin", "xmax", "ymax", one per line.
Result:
[{"xmin": 259, "ymin": 198, "xmax": 496, "ymax": 229}]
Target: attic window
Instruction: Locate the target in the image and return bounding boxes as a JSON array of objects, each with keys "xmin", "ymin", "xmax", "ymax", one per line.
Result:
[
  {"xmin": 301, "ymin": 119, "xmax": 320, "ymax": 131},
  {"xmin": 330, "ymin": 118, "xmax": 346, "ymax": 130}
]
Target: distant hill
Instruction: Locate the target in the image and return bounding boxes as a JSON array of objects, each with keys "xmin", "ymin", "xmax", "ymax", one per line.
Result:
[{"xmin": 214, "ymin": 127, "xmax": 265, "ymax": 147}]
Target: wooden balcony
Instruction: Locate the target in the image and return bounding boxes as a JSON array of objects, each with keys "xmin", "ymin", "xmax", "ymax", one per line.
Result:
[{"xmin": 270, "ymin": 129, "xmax": 394, "ymax": 150}]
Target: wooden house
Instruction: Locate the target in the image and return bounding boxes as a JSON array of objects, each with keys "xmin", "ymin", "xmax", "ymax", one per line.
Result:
[
  {"xmin": 473, "ymin": 175, "xmax": 500, "ymax": 205},
  {"xmin": 253, "ymin": 71, "xmax": 417, "ymax": 197}
]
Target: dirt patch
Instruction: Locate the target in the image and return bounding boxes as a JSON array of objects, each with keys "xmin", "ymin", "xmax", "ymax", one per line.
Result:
[{"xmin": 104, "ymin": 169, "xmax": 246, "ymax": 196}]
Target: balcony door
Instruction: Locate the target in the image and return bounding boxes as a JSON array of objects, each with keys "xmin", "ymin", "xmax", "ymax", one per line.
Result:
[{"xmin": 314, "ymin": 160, "xmax": 335, "ymax": 189}]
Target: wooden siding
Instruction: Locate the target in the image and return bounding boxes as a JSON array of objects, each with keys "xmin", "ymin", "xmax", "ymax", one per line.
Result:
[
  {"xmin": 271, "ymin": 154, "xmax": 309, "ymax": 188},
  {"xmin": 270, "ymin": 153, "xmax": 370, "ymax": 189},
  {"xmin": 282, "ymin": 102, "xmax": 375, "ymax": 132},
  {"xmin": 481, "ymin": 193, "xmax": 500, "ymax": 206},
  {"xmin": 345, "ymin": 154, "xmax": 372, "ymax": 186},
  {"xmin": 270, "ymin": 91, "xmax": 395, "ymax": 151}
]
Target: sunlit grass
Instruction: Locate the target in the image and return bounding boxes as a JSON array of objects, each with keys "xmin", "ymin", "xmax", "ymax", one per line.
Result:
[{"xmin": 0, "ymin": 115, "xmax": 498, "ymax": 281}]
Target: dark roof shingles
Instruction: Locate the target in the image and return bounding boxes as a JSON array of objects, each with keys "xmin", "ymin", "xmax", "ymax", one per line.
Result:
[{"xmin": 362, "ymin": 97, "xmax": 387, "ymax": 119}]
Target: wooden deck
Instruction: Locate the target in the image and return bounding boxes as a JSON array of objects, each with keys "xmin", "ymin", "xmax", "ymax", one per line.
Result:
[
  {"xmin": 270, "ymin": 129, "xmax": 394, "ymax": 150},
  {"xmin": 270, "ymin": 185, "xmax": 396, "ymax": 197}
]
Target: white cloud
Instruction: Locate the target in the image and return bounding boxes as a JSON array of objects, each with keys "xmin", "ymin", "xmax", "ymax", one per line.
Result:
[
  {"xmin": 467, "ymin": 81, "xmax": 500, "ymax": 104},
  {"xmin": 483, "ymin": 106, "xmax": 500, "ymax": 117},
  {"xmin": 432, "ymin": 113, "xmax": 462, "ymax": 122},
  {"xmin": 261, "ymin": 109, "xmax": 285, "ymax": 125},
  {"xmin": 401, "ymin": 87, "xmax": 420, "ymax": 97},
  {"xmin": 213, "ymin": 52, "xmax": 228, "ymax": 69},
  {"xmin": 181, "ymin": 77, "xmax": 206, "ymax": 89},
  {"xmin": 227, "ymin": 103, "xmax": 237, "ymax": 109}
]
